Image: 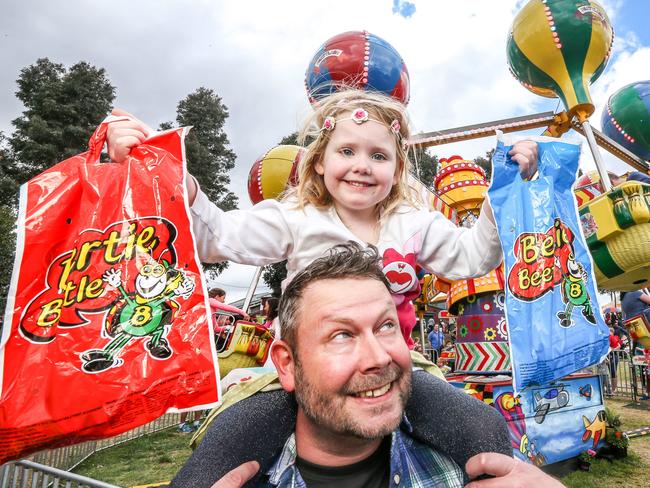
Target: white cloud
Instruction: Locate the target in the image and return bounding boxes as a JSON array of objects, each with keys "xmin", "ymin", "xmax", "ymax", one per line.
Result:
[{"xmin": 1, "ymin": 0, "xmax": 648, "ymax": 299}]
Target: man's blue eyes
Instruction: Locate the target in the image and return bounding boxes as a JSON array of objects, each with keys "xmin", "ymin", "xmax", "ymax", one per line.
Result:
[
  {"xmin": 380, "ymin": 321, "xmax": 396, "ymax": 332},
  {"xmin": 332, "ymin": 322, "xmax": 396, "ymax": 340}
]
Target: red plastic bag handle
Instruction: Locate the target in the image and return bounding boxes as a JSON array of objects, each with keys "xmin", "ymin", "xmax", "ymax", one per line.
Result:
[{"xmin": 86, "ymin": 115, "xmax": 132, "ymax": 164}]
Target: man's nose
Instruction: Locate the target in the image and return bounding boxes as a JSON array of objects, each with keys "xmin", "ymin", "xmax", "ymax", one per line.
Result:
[{"xmin": 359, "ymin": 334, "xmax": 392, "ymax": 371}]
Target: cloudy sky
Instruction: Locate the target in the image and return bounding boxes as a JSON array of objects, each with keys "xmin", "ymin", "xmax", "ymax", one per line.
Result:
[{"xmin": 1, "ymin": 0, "xmax": 649, "ymax": 303}]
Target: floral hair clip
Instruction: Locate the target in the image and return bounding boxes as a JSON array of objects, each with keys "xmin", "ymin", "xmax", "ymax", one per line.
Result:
[
  {"xmin": 319, "ymin": 109, "xmax": 406, "ymax": 151},
  {"xmin": 322, "ymin": 116, "xmax": 336, "ymax": 131},
  {"xmin": 351, "ymin": 108, "xmax": 369, "ymax": 124}
]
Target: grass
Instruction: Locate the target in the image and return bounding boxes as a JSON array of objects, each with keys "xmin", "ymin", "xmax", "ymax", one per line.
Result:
[
  {"xmin": 561, "ymin": 398, "xmax": 650, "ymax": 488},
  {"xmin": 72, "ymin": 427, "xmax": 193, "ymax": 487},
  {"xmin": 74, "ymin": 399, "xmax": 650, "ymax": 487}
]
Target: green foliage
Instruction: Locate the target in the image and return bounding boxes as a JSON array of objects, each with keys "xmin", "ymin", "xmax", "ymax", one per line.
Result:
[
  {"xmin": 175, "ymin": 87, "xmax": 238, "ymax": 212},
  {"xmin": 605, "ymin": 406, "xmax": 622, "ymax": 428},
  {"xmin": 262, "ymin": 261, "xmax": 287, "ymax": 297},
  {"xmin": 474, "ymin": 148, "xmax": 494, "ymax": 182},
  {"xmin": 409, "ymin": 147, "xmax": 438, "ymax": 190},
  {"xmin": 0, "ymin": 206, "xmax": 16, "ymax": 314},
  {"xmin": 279, "ymin": 132, "xmax": 299, "ymax": 146},
  {"xmin": 9, "ymin": 58, "xmax": 115, "ymax": 183},
  {"xmin": 172, "ymin": 88, "xmax": 240, "ymax": 279},
  {"xmin": 0, "ymin": 133, "xmax": 19, "ymax": 208}
]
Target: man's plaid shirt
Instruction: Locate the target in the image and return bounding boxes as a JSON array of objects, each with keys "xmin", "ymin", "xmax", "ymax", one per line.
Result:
[{"xmin": 260, "ymin": 417, "xmax": 464, "ymax": 487}]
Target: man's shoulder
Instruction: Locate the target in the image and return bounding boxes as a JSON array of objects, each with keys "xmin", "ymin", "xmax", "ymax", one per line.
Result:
[{"xmin": 393, "ymin": 427, "xmax": 465, "ymax": 488}]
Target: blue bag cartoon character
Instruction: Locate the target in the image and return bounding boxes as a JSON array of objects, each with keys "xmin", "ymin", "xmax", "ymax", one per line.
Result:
[{"xmin": 488, "ymin": 133, "xmax": 609, "ymax": 392}]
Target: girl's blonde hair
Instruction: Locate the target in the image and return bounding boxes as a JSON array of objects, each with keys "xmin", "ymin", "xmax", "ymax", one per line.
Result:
[{"xmin": 285, "ymin": 89, "xmax": 418, "ymax": 216}]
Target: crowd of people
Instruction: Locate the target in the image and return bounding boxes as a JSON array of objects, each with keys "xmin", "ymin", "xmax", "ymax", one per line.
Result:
[{"xmin": 597, "ymin": 289, "xmax": 650, "ymax": 400}]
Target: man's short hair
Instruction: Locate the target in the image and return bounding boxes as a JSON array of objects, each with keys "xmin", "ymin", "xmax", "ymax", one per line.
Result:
[{"xmin": 278, "ymin": 242, "xmax": 391, "ymax": 353}]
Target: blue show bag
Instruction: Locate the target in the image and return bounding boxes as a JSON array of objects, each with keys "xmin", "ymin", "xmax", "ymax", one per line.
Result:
[{"xmin": 488, "ymin": 133, "xmax": 609, "ymax": 392}]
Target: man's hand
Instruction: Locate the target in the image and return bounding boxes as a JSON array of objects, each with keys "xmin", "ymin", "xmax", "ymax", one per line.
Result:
[
  {"xmin": 106, "ymin": 108, "xmax": 153, "ymax": 163},
  {"xmin": 509, "ymin": 140, "xmax": 538, "ymax": 180},
  {"xmin": 210, "ymin": 460, "xmax": 260, "ymax": 488},
  {"xmin": 465, "ymin": 453, "xmax": 564, "ymax": 488}
]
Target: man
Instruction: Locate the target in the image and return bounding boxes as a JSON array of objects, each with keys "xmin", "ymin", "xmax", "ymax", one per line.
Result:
[
  {"xmin": 428, "ymin": 323, "xmax": 445, "ymax": 363},
  {"xmin": 621, "ymin": 290, "xmax": 650, "ymax": 325},
  {"xmin": 176, "ymin": 244, "xmax": 563, "ymax": 487},
  {"xmin": 609, "ymin": 171, "xmax": 650, "ymax": 186}
]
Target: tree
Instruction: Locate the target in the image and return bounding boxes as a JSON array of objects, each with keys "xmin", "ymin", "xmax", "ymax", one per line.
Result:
[
  {"xmin": 175, "ymin": 87, "xmax": 238, "ymax": 212},
  {"xmin": 262, "ymin": 260, "xmax": 286, "ymax": 298},
  {"xmin": 279, "ymin": 132, "xmax": 299, "ymax": 146},
  {"xmin": 9, "ymin": 58, "xmax": 116, "ymax": 183},
  {"xmin": 474, "ymin": 148, "xmax": 494, "ymax": 182},
  {"xmin": 0, "ymin": 133, "xmax": 19, "ymax": 207},
  {"xmin": 409, "ymin": 147, "xmax": 439, "ymax": 191},
  {"xmin": 170, "ymin": 88, "xmax": 239, "ymax": 279},
  {"xmin": 0, "ymin": 205, "xmax": 16, "ymax": 313}
]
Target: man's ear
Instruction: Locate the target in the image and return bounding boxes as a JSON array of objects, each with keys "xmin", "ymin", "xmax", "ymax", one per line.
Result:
[{"xmin": 271, "ymin": 340, "xmax": 296, "ymax": 392}]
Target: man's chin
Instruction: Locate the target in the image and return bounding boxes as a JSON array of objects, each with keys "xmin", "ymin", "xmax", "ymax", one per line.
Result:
[{"xmin": 339, "ymin": 400, "xmax": 403, "ymax": 440}]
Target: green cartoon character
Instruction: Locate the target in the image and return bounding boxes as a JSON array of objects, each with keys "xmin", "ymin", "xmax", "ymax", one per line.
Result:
[
  {"xmin": 556, "ymin": 255, "xmax": 596, "ymax": 328},
  {"xmin": 81, "ymin": 259, "xmax": 194, "ymax": 373}
]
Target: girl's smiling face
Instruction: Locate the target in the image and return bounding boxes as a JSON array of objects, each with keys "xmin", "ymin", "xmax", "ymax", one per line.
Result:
[{"xmin": 315, "ymin": 115, "xmax": 399, "ymax": 222}]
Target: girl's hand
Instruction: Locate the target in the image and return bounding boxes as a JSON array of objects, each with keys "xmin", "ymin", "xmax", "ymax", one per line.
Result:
[
  {"xmin": 509, "ymin": 140, "xmax": 538, "ymax": 179},
  {"xmin": 106, "ymin": 108, "xmax": 199, "ymax": 204},
  {"xmin": 106, "ymin": 108, "xmax": 153, "ymax": 163}
]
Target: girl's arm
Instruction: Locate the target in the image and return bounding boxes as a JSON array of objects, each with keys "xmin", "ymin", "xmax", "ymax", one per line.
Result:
[
  {"xmin": 210, "ymin": 299, "xmax": 250, "ymax": 320},
  {"xmin": 190, "ymin": 188, "xmax": 293, "ymax": 265},
  {"xmin": 106, "ymin": 109, "xmax": 292, "ymax": 266},
  {"xmin": 417, "ymin": 207, "xmax": 503, "ymax": 281}
]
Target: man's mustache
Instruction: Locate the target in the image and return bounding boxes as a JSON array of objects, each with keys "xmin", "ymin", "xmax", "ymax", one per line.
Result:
[{"xmin": 342, "ymin": 362, "xmax": 408, "ymax": 395}]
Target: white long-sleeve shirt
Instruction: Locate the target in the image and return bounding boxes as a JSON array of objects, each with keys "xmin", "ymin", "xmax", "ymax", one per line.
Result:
[{"xmin": 190, "ymin": 190, "xmax": 502, "ymax": 343}]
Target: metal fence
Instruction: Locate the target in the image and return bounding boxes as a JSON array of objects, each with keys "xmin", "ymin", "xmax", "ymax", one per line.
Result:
[
  {"xmin": 0, "ymin": 460, "xmax": 120, "ymax": 488},
  {"xmin": 0, "ymin": 413, "xmax": 181, "ymax": 487},
  {"xmin": 599, "ymin": 348, "xmax": 644, "ymax": 402}
]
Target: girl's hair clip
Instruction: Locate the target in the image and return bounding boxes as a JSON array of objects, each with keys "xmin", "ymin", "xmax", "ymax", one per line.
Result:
[
  {"xmin": 322, "ymin": 116, "xmax": 336, "ymax": 131},
  {"xmin": 351, "ymin": 108, "xmax": 369, "ymax": 124},
  {"xmin": 319, "ymin": 110, "xmax": 405, "ymax": 149}
]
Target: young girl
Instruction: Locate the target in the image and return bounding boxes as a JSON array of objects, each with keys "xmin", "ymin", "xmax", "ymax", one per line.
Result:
[{"xmin": 107, "ymin": 91, "xmax": 537, "ymax": 483}]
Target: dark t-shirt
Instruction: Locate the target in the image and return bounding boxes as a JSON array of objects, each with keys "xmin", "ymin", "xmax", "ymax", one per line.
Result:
[
  {"xmin": 295, "ymin": 436, "xmax": 391, "ymax": 488},
  {"xmin": 622, "ymin": 291, "xmax": 650, "ymax": 322}
]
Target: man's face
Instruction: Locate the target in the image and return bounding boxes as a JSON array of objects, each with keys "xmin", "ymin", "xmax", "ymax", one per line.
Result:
[
  {"xmin": 434, "ymin": 324, "xmax": 439, "ymax": 332},
  {"xmin": 282, "ymin": 278, "xmax": 412, "ymax": 440}
]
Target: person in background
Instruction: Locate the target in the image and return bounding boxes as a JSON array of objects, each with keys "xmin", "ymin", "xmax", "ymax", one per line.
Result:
[
  {"xmin": 607, "ymin": 326, "xmax": 622, "ymax": 396},
  {"xmin": 209, "ymin": 288, "xmax": 250, "ymax": 321},
  {"xmin": 261, "ymin": 296, "xmax": 279, "ymax": 331},
  {"xmin": 609, "ymin": 170, "xmax": 650, "ymax": 186},
  {"xmin": 621, "ymin": 290, "xmax": 650, "ymax": 325},
  {"xmin": 428, "ymin": 323, "xmax": 445, "ymax": 364}
]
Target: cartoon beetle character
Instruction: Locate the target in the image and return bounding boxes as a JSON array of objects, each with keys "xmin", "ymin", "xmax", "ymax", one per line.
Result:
[
  {"xmin": 81, "ymin": 259, "xmax": 194, "ymax": 373},
  {"xmin": 556, "ymin": 254, "xmax": 596, "ymax": 328}
]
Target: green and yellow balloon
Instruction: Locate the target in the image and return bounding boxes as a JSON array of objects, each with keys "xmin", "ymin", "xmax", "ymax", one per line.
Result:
[{"xmin": 507, "ymin": 0, "xmax": 614, "ymax": 121}]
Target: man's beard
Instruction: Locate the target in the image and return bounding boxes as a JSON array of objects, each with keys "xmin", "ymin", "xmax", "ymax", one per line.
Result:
[{"xmin": 293, "ymin": 356, "xmax": 412, "ymax": 440}]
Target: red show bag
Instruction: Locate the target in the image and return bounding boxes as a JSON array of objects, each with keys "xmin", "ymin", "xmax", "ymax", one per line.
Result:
[{"xmin": 0, "ymin": 117, "xmax": 220, "ymax": 464}]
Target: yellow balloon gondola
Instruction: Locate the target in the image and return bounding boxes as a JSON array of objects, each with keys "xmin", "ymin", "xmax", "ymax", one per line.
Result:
[{"xmin": 578, "ymin": 181, "xmax": 650, "ymax": 290}]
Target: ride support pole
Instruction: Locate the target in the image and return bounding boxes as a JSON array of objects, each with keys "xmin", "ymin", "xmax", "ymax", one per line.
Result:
[
  {"xmin": 579, "ymin": 118, "xmax": 613, "ymax": 192},
  {"xmin": 242, "ymin": 266, "xmax": 263, "ymax": 315}
]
